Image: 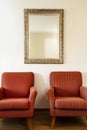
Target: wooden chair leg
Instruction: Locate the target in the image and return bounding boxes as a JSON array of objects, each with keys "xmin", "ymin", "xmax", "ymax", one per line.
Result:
[
  {"xmin": 86, "ymin": 117, "xmax": 87, "ymax": 120},
  {"xmin": 51, "ymin": 117, "xmax": 56, "ymax": 129},
  {"xmin": 27, "ymin": 118, "xmax": 33, "ymax": 130}
]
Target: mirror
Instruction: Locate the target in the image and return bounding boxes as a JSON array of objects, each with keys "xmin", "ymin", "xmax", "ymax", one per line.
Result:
[{"xmin": 24, "ymin": 9, "xmax": 64, "ymax": 64}]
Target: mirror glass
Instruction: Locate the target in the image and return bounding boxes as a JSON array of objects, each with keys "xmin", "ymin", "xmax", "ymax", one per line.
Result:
[{"xmin": 24, "ymin": 9, "xmax": 64, "ymax": 64}]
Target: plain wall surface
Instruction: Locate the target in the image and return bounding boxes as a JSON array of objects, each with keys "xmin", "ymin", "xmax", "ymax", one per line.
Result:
[{"xmin": 0, "ymin": 0, "xmax": 87, "ymax": 108}]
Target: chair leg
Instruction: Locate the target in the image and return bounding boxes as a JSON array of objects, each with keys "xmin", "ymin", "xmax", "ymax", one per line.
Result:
[
  {"xmin": 51, "ymin": 116, "xmax": 56, "ymax": 129},
  {"xmin": 86, "ymin": 117, "xmax": 87, "ymax": 120},
  {"xmin": 27, "ymin": 118, "xmax": 33, "ymax": 130}
]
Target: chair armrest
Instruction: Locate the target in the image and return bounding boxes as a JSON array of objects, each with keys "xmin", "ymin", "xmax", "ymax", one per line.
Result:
[
  {"xmin": 47, "ymin": 86, "xmax": 55, "ymax": 116},
  {"xmin": 80, "ymin": 86, "xmax": 87, "ymax": 99},
  {"xmin": 29, "ymin": 87, "xmax": 37, "ymax": 101},
  {"xmin": 28, "ymin": 87, "xmax": 37, "ymax": 117},
  {"xmin": 0, "ymin": 87, "xmax": 4, "ymax": 99},
  {"xmin": 47, "ymin": 86, "xmax": 55, "ymax": 101}
]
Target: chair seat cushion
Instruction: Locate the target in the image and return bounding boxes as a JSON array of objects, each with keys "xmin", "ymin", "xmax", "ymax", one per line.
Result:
[
  {"xmin": 55, "ymin": 97, "xmax": 87, "ymax": 110},
  {"xmin": 0, "ymin": 98, "xmax": 29, "ymax": 110}
]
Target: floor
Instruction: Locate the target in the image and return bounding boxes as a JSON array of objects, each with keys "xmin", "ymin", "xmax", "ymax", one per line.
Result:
[
  {"xmin": 0, "ymin": 110, "xmax": 87, "ymax": 130},
  {"xmin": 33, "ymin": 110, "xmax": 87, "ymax": 130}
]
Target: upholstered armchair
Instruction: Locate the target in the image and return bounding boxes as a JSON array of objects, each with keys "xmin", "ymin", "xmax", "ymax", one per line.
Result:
[
  {"xmin": 0, "ymin": 72, "xmax": 37, "ymax": 130},
  {"xmin": 47, "ymin": 71, "xmax": 87, "ymax": 128}
]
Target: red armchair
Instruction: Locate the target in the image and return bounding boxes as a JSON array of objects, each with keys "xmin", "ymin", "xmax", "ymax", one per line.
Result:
[
  {"xmin": 0, "ymin": 72, "xmax": 37, "ymax": 130},
  {"xmin": 47, "ymin": 71, "xmax": 87, "ymax": 128}
]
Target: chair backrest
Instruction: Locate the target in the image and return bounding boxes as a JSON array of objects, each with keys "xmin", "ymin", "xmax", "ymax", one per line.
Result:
[
  {"xmin": 1, "ymin": 72, "xmax": 34, "ymax": 98},
  {"xmin": 50, "ymin": 71, "xmax": 82, "ymax": 97}
]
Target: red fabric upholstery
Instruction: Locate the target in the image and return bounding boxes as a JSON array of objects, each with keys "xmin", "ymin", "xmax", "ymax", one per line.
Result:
[
  {"xmin": 2, "ymin": 72, "xmax": 34, "ymax": 98},
  {"xmin": 0, "ymin": 72, "xmax": 37, "ymax": 118},
  {"xmin": 80, "ymin": 86, "xmax": 87, "ymax": 99},
  {"xmin": 55, "ymin": 109, "xmax": 87, "ymax": 116},
  {"xmin": 47, "ymin": 86, "xmax": 55, "ymax": 116},
  {"xmin": 0, "ymin": 98, "xmax": 29, "ymax": 110},
  {"xmin": 0, "ymin": 87, "xmax": 4, "ymax": 99},
  {"xmin": 55, "ymin": 97, "xmax": 87, "ymax": 109},
  {"xmin": 47, "ymin": 71, "xmax": 87, "ymax": 118},
  {"xmin": 50, "ymin": 72, "xmax": 82, "ymax": 97}
]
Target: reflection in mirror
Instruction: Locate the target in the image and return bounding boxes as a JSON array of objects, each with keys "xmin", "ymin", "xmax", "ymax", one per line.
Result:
[
  {"xmin": 29, "ymin": 15, "xmax": 59, "ymax": 59},
  {"xmin": 24, "ymin": 9, "xmax": 64, "ymax": 64}
]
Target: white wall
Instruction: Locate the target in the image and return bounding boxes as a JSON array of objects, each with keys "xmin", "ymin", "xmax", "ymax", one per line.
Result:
[{"xmin": 0, "ymin": 0, "xmax": 87, "ymax": 108}]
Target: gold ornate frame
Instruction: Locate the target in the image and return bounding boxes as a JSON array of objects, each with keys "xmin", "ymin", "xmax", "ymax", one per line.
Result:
[{"xmin": 24, "ymin": 9, "xmax": 64, "ymax": 64}]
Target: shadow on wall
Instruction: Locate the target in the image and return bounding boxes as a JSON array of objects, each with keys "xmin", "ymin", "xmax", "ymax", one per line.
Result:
[
  {"xmin": 34, "ymin": 73, "xmax": 49, "ymax": 109},
  {"xmin": 82, "ymin": 72, "xmax": 87, "ymax": 86}
]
